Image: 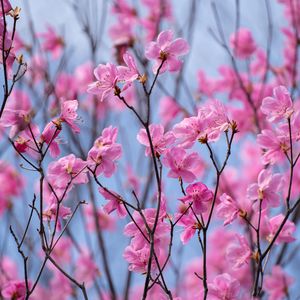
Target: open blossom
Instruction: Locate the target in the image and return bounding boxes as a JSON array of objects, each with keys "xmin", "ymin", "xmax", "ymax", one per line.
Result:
[
  {"xmin": 123, "ymin": 244, "xmax": 152, "ymax": 274},
  {"xmin": 0, "ymin": 90, "xmax": 32, "ymax": 138},
  {"xmin": 87, "ymin": 126, "xmax": 122, "ymax": 177},
  {"xmin": 145, "ymin": 30, "xmax": 189, "ymax": 74},
  {"xmin": 266, "ymin": 214, "xmax": 296, "ymax": 244},
  {"xmin": 87, "ymin": 63, "xmax": 119, "ymax": 101},
  {"xmin": 179, "ymin": 182, "xmax": 213, "ymax": 214},
  {"xmin": 208, "ymin": 273, "xmax": 241, "ymax": 300},
  {"xmin": 99, "ymin": 187, "xmax": 127, "ymax": 218},
  {"xmin": 177, "ymin": 211, "xmax": 202, "ymax": 244},
  {"xmin": 257, "ymin": 128, "xmax": 289, "ymax": 165},
  {"xmin": 230, "ymin": 28, "xmax": 256, "ymax": 59},
  {"xmin": 264, "ymin": 266, "xmax": 294, "ymax": 300},
  {"xmin": 137, "ymin": 124, "xmax": 175, "ymax": 157},
  {"xmin": 59, "ymin": 100, "xmax": 80, "ymax": 133},
  {"xmin": 261, "ymin": 86, "xmax": 294, "ymax": 122},
  {"xmin": 124, "ymin": 208, "xmax": 169, "ymax": 250},
  {"xmin": 173, "ymin": 99, "xmax": 230, "ymax": 148},
  {"xmin": 216, "ymin": 193, "xmax": 240, "ymax": 225},
  {"xmin": 39, "ymin": 25, "xmax": 64, "ymax": 59},
  {"xmin": 226, "ymin": 234, "xmax": 252, "ymax": 269},
  {"xmin": 247, "ymin": 169, "xmax": 283, "ymax": 209},
  {"xmin": 118, "ymin": 51, "xmax": 140, "ymax": 90},
  {"xmin": 162, "ymin": 147, "xmax": 204, "ymax": 183},
  {"xmin": 47, "ymin": 154, "xmax": 88, "ymax": 190}
]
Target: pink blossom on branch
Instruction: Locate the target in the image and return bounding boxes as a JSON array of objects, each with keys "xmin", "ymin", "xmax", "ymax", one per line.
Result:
[
  {"xmin": 137, "ymin": 124, "xmax": 175, "ymax": 157},
  {"xmin": 247, "ymin": 169, "xmax": 283, "ymax": 209},
  {"xmin": 261, "ymin": 85, "xmax": 294, "ymax": 122},
  {"xmin": 179, "ymin": 182, "xmax": 213, "ymax": 214},
  {"xmin": 162, "ymin": 147, "xmax": 205, "ymax": 183},
  {"xmin": 145, "ymin": 30, "xmax": 189, "ymax": 74}
]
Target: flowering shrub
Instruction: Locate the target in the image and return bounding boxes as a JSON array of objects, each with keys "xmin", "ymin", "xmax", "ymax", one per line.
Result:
[{"xmin": 1, "ymin": 0, "xmax": 300, "ymax": 299}]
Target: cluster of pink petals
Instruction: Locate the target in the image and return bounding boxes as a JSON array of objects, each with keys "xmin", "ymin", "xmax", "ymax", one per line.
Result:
[
  {"xmin": 162, "ymin": 147, "xmax": 205, "ymax": 183},
  {"xmin": 176, "ymin": 211, "xmax": 201, "ymax": 244},
  {"xmin": 216, "ymin": 193, "xmax": 240, "ymax": 226},
  {"xmin": 261, "ymin": 86, "xmax": 294, "ymax": 122},
  {"xmin": 47, "ymin": 154, "xmax": 88, "ymax": 191},
  {"xmin": 230, "ymin": 28, "xmax": 256, "ymax": 59},
  {"xmin": 87, "ymin": 126, "xmax": 122, "ymax": 177},
  {"xmin": 87, "ymin": 52, "xmax": 139, "ymax": 101},
  {"xmin": 179, "ymin": 182, "xmax": 213, "ymax": 214},
  {"xmin": 266, "ymin": 214, "xmax": 296, "ymax": 244},
  {"xmin": 145, "ymin": 30, "xmax": 189, "ymax": 74},
  {"xmin": 98, "ymin": 187, "xmax": 127, "ymax": 218},
  {"xmin": 247, "ymin": 169, "xmax": 283, "ymax": 209},
  {"xmin": 257, "ymin": 127, "xmax": 290, "ymax": 165},
  {"xmin": 0, "ymin": 90, "xmax": 32, "ymax": 138},
  {"xmin": 173, "ymin": 99, "xmax": 230, "ymax": 147},
  {"xmin": 123, "ymin": 208, "xmax": 169, "ymax": 273},
  {"xmin": 264, "ymin": 266, "xmax": 294, "ymax": 300},
  {"xmin": 137, "ymin": 124, "xmax": 175, "ymax": 157}
]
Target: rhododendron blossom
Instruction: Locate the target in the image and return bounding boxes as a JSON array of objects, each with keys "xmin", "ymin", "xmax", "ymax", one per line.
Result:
[
  {"xmin": 261, "ymin": 85, "xmax": 294, "ymax": 122},
  {"xmin": 145, "ymin": 30, "xmax": 189, "ymax": 73}
]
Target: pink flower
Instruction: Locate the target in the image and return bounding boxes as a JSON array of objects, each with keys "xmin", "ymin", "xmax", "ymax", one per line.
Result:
[
  {"xmin": 264, "ymin": 266, "xmax": 294, "ymax": 300},
  {"xmin": 179, "ymin": 182, "xmax": 213, "ymax": 214},
  {"xmin": 173, "ymin": 116, "xmax": 204, "ymax": 148},
  {"xmin": 137, "ymin": 124, "xmax": 175, "ymax": 157},
  {"xmin": 74, "ymin": 62, "xmax": 94, "ymax": 93},
  {"xmin": 118, "ymin": 51, "xmax": 139, "ymax": 90},
  {"xmin": 162, "ymin": 147, "xmax": 204, "ymax": 183},
  {"xmin": 208, "ymin": 273, "xmax": 240, "ymax": 300},
  {"xmin": 124, "ymin": 208, "xmax": 169, "ymax": 250},
  {"xmin": 177, "ymin": 212, "xmax": 201, "ymax": 244},
  {"xmin": 42, "ymin": 203, "xmax": 71, "ymax": 226},
  {"xmin": 230, "ymin": 28, "xmax": 256, "ymax": 59},
  {"xmin": 87, "ymin": 63, "xmax": 119, "ymax": 101},
  {"xmin": 257, "ymin": 128, "xmax": 289, "ymax": 165},
  {"xmin": 39, "ymin": 25, "xmax": 64, "ymax": 59},
  {"xmin": 216, "ymin": 193, "xmax": 240, "ymax": 225},
  {"xmin": 47, "ymin": 154, "xmax": 88, "ymax": 190},
  {"xmin": 0, "ymin": 90, "xmax": 32, "ymax": 138},
  {"xmin": 59, "ymin": 100, "xmax": 80, "ymax": 133},
  {"xmin": 158, "ymin": 96, "xmax": 181, "ymax": 126},
  {"xmin": 266, "ymin": 214, "xmax": 296, "ymax": 244},
  {"xmin": 40, "ymin": 121, "xmax": 61, "ymax": 158},
  {"xmin": 247, "ymin": 169, "xmax": 283, "ymax": 209},
  {"xmin": 173, "ymin": 99, "xmax": 230, "ymax": 147},
  {"xmin": 87, "ymin": 126, "xmax": 122, "ymax": 177},
  {"xmin": 261, "ymin": 86, "xmax": 294, "ymax": 122},
  {"xmin": 226, "ymin": 234, "xmax": 251, "ymax": 269},
  {"xmin": 123, "ymin": 245, "xmax": 152, "ymax": 273},
  {"xmin": 2, "ymin": 280, "xmax": 29, "ymax": 300},
  {"xmin": 145, "ymin": 30, "xmax": 189, "ymax": 74},
  {"xmin": 99, "ymin": 187, "xmax": 127, "ymax": 218}
]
